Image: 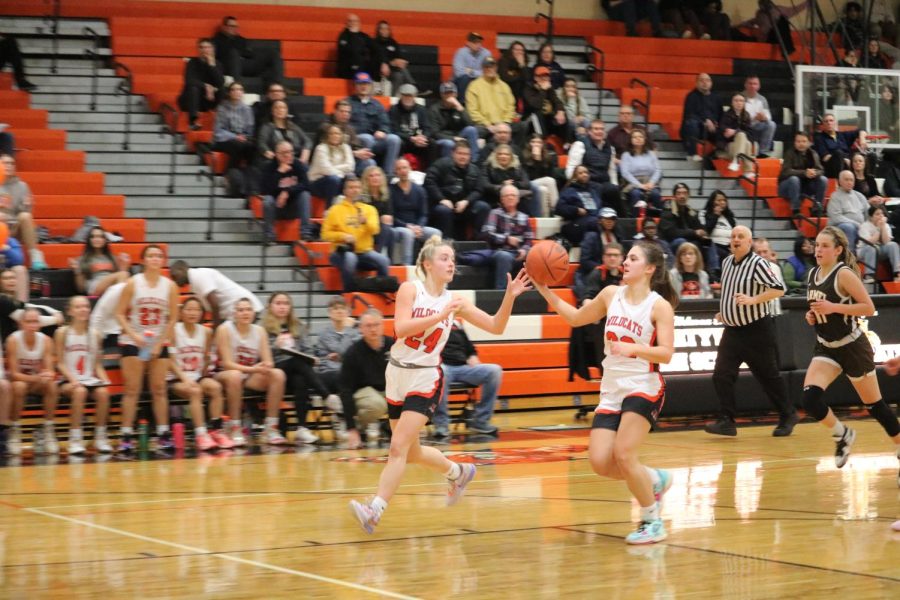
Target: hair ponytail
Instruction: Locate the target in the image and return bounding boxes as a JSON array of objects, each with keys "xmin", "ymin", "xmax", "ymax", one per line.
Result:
[{"xmin": 635, "ymin": 240, "xmax": 679, "ymax": 308}]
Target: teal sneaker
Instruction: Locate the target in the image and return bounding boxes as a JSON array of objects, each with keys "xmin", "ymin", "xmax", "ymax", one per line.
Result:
[{"xmin": 625, "ymin": 519, "xmax": 667, "ymax": 545}]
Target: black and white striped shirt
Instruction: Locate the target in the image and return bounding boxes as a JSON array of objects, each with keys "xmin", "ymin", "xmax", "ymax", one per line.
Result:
[{"xmin": 719, "ymin": 251, "xmax": 784, "ymax": 327}]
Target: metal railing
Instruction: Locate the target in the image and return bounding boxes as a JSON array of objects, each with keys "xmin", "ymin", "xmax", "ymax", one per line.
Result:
[
  {"xmin": 534, "ymin": 0, "xmax": 555, "ymax": 45},
  {"xmin": 197, "ymin": 167, "xmax": 216, "ymax": 240},
  {"xmin": 158, "ymin": 103, "xmax": 180, "ymax": 194},
  {"xmin": 763, "ymin": 5, "xmax": 795, "ymax": 78},
  {"xmin": 83, "ymin": 48, "xmax": 100, "ymax": 111},
  {"xmin": 44, "ymin": 0, "xmax": 61, "ymax": 74},
  {"xmin": 112, "ymin": 62, "xmax": 133, "ymax": 150},
  {"xmin": 585, "ymin": 45, "xmax": 605, "ymax": 104},
  {"xmin": 293, "ymin": 242, "xmax": 323, "ymax": 324},
  {"xmin": 737, "ymin": 153, "xmax": 760, "ymax": 231},
  {"xmin": 629, "ymin": 78, "xmax": 652, "ymax": 121}
]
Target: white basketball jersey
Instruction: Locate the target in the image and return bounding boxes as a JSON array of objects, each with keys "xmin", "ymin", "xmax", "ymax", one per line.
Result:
[
  {"xmin": 11, "ymin": 330, "xmax": 46, "ymax": 375},
  {"xmin": 63, "ymin": 326, "xmax": 96, "ymax": 381},
  {"xmin": 390, "ymin": 280, "xmax": 454, "ymax": 368},
  {"xmin": 121, "ymin": 273, "xmax": 171, "ymax": 345},
  {"xmin": 171, "ymin": 323, "xmax": 208, "ymax": 382},
  {"xmin": 602, "ymin": 286, "xmax": 660, "ymax": 375},
  {"xmin": 227, "ymin": 321, "xmax": 262, "ymax": 367}
]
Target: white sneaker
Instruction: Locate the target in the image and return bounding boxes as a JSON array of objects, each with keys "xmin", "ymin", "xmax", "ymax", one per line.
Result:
[
  {"xmin": 44, "ymin": 430, "xmax": 59, "ymax": 455},
  {"xmin": 833, "ymin": 426, "xmax": 856, "ymax": 468},
  {"xmin": 310, "ymin": 395, "xmax": 324, "ymax": 408},
  {"xmin": 294, "ymin": 426, "xmax": 319, "ymax": 445},
  {"xmin": 366, "ymin": 422, "xmax": 381, "ymax": 444},
  {"xmin": 324, "ymin": 394, "xmax": 343, "ymax": 413},
  {"xmin": 68, "ymin": 438, "xmax": 86, "ymax": 455},
  {"xmin": 727, "ymin": 160, "xmax": 740, "ymax": 172},
  {"xmin": 447, "ymin": 463, "xmax": 477, "ymax": 506},
  {"xmin": 94, "ymin": 436, "xmax": 113, "ymax": 453},
  {"xmin": 331, "ymin": 414, "xmax": 348, "ymax": 442},
  {"xmin": 689, "ymin": 154, "xmax": 703, "ymax": 162},
  {"xmin": 7, "ymin": 428, "xmax": 21, "ymax": 456},
  {"xmin": 229, "ymin": 423, "xmax": 247, "ymax": 447},
  {"xmin": 263, "ymin": 427, "xmax": 287, "ymax": 445}
]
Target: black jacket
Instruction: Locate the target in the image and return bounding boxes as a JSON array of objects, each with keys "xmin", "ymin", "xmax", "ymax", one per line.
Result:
[
  {"xmin": 555, "ymin": 182, "xmax": 602, "ymax": 221},
  {"xmin": 478, "ymin": 163, "xmax": 531, "ymax": 205},
  {"xmin": 181, "ymin": 57, "xmax": 225, "ymax": 96},
  {"xmin": 682, "ymin": 89, "xmax": 723, "ymax": 124},
  {"xmin": 716, "ymin": 108, "xmax": 755, "ymax": 150},
  {"xmin": 441, "ymin": 321, "xmax": 477, "ymax": 366},
  {"xmin": 338, "ymin": 335, "xmax": 392, "ymax": 430},
  {"xmin": 424, "ymin": 157, "xmax": 482, "ymax": 205},
  {"xmin": 336, "ymin": 29, "xmax": 377, "ymax": 79},
  {"xmin": 259, "ymin": 159, "xmax": 309, "ymax": 201},
  {"xmin": 522, "ymin": 84, "xmax": 565, "ymax": 119},
  {"xmin": 428, "ymin": 102, "xmax": 474, "ymax": 140},
  {"xmin": 660, "ymin": 204, "xmax": 704, "ymax": 243},
  {"xmin": 389, "ymin": 103, "xmax": 433, "ymax": 144}
]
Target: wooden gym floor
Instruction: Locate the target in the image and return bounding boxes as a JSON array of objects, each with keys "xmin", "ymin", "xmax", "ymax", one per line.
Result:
[{"xmin": 0, "ymin": 413, "xmax": 898, "ymax": 599}]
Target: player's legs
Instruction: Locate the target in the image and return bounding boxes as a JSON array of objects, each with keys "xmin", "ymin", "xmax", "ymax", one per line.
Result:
[
  {"xmin": 851, "ymin": 374, "xmax": 900, "ymax": 445},
  {"xmin": 613, "ymin": 412, "xmax": 654, "ymax": 508},
  {"xmin": 803, "ymin": 358, "xmax": 843, "ymax": 428},
  {"xmin": 589, "ymin": 427, "xmax": 623, "ymax": 479},
  {"xmin": 246, "ymin": 369, "xmax": 286, "ymax": 443},
  {"xmin": 92, "ymin": 386, "xmax": 110, "ymax": 427},
  {"xmin": 119, "ymin": 356, "xmax": 146, "ymax": 429},
  {"xmin": 39, "ymin": 380, "xmax": 58, "ymax": 422},
  {"xmin": 171, "ymin": 381, "xmax": 204, "ymax": 427},
  {"xmin": 375, "ymin": 410, "xmax": 430, "ymax": 503},
  {"xmin": 216, "ymin": 370, "xmax": 245, "ymax": 422},
  {"xmin": 60, "ymin": 383, "xmax": 87, "ymax": 431},
  {"xmin": 201, "ymin": 377, "xmax": 225, "ymax": 423}
]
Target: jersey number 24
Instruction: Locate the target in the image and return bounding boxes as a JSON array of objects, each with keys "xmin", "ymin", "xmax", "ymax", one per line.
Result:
[{"xmin": 405, "ymin": 328, "xmax": 443, "ymax": 354}]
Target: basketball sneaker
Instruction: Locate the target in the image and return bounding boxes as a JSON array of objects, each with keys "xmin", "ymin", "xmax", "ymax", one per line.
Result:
[
  {"xmin": 118, "ymin": 433, "xmax": 134, "ymax": 454},
  {"xmin": 195, "ymin": 432, "xmax": 217, "ymax": 452},
  {"xmin": 653, "ymin": 469, "xmax": 673, "ymax": 506},
  {"xmin": 263, "ymin": 427, "xmax": 287, "ymax": 445},
  {"xmin": 446, "ymin": 463, "xmax": 477, "ymax": 506},
  {"xmin": 833, "ymin": 426, "xmax": 856, "ymax": 468},
  {"xmin": 349, "ymin": 500, "xmax": 380, "ymax": 534},
  {"xmin": 210, "ymin": 429, "xmax": 234, "ymax": 449},
  {"xmin": 67, "ymin": 438, "xmax": 86, "ymax": 455},
  {"xmin": 6, "ymin": 426, "xmax": 21, "ymax": 456},
  {"xmin": 625, "ymin": 519, "xmax": 667, "ymax": 545},
  {"xmin": 324, "ymin": 394, "xmax": 343, "ymax": 413},
  {"xmin": 157, "ymin": 431, "xmax": 174, "ymax": 451},
  {"xmin": 43, "ymin": 429, "xmax": 59, "ymax": 455},
  {"xmin": 228, "ymin": 422, "xmax": 247, "ymax": 447},
  {"xmin": 294, "ymin": 426, "xmax": 319, "ymax": 445},
  {"xmin": 94, "ymin": 435, "xmax": 113, "ymax": 454}
]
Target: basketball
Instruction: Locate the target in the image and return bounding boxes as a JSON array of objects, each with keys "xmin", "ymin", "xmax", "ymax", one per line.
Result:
[{"xmin": 526, "ymin": 240, "xmax": 569, "ymax": 286}]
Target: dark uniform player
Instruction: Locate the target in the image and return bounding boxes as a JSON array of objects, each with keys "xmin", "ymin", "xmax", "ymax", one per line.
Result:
[{"xmin": 802, "ymin": 226, "xmax": 900, "ymax": 480}]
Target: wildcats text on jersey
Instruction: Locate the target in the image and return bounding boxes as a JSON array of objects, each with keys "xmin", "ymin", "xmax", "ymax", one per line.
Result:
[{"xmin": 606, "ymin": 315, "xmax": 644, "ymax": 338}]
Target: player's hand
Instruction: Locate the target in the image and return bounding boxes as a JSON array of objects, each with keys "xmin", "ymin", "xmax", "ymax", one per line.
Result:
[
  {"xmin": 714, "ymin": 312, "xmax": 723, "ymax": 323},
  {"xmin": 805, "ymin": 309, "xmax": 817, "ymax": 325},
  {"xmin": 608, "ymin": 341, "xmax": 636, "ymax": 357},
  {"xmin": 809, "ymin": 299, "xmax": 836, "ymax": 315},
  {"xmin": 441, "ymin": 298, "xmax": 465, "ymax": 319},
  {"xmin": 885, "ymin": 357, "xmax": 900, "ymax": 376},
  {"xmin": 506, "ymin": 269, "xmax": 532, "ymax": 297}
]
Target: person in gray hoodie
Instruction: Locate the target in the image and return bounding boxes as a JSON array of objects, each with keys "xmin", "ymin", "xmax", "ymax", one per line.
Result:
[{"xmin": 826, "ymin": 170, "xmax": 869, "ymax": 250}]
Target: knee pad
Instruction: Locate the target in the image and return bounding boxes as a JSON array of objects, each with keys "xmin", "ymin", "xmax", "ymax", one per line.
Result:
[
  {"xmin": 802, "ymin": 385, "xmax": 830, "ymax": 422},
  {"xmin": 866, "ymin": 400, "xmax": 900, "ymax": 438}
]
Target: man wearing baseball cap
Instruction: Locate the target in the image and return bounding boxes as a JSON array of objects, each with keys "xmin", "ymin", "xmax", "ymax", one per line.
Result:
[
  {"xmin": 465, "ymin": 55, "xmax": 517, "ymax": 141},
  {"xmin": 428, "ymin": 81, "xmax": 480, "ymax": 161},
  {"xmin": 346, "ymin": 71, "xmax": 401, "ymax": 175},
  {"xmin": 389, "ymin": 84, "xmax": 433, "ymax": 165},
  {"xmin": 452, "ymin": 32, "xmax": 491, "ymax": 101},
  {"xmin": 523, "ymin": 65, "xmax": 568, "ymax": 139}
]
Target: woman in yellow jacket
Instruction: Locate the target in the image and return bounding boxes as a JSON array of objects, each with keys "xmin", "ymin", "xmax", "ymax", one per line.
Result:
[{"xmin": 321, "ymin": 176, "xmax": 391, "ymax": 291}]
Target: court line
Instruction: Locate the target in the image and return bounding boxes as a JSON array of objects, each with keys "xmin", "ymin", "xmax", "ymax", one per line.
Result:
[
  {"xmin": 22, "ymin": 506, "xmax": 420, "ymax": 600},
  {"xmin": 36, "ymin": 493, "xmax": 278, "ymax": 510},
  {"xmin": 557, "ymin": 525, "xmax": 900, "ymax": 583}
]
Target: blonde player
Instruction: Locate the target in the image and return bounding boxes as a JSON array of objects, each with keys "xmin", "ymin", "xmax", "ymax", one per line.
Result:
[
  {"xmin": 115, "ymin": 244, "xmax": 180, "ymax": 453},
  {"xmin": 531, "ymin": 241, "xmax": 678, "ymax": 545},
  {"xmin": 55, "ymin": 296, "xmax": 111, "ymax": 454},
  {"xmin": 350, "ymin": 236, "xmax": 531, "ymax": 534},
  {"xmin": 169, "ymin": 296, "xmax": 230, "ymax": 451},
  {"xmin": 215, "ymin": 297, "xmax": 286, "ymax": 446},
  {"xmin": 7, "ymin": 307, "xmax": 59, "ymax": 454}
]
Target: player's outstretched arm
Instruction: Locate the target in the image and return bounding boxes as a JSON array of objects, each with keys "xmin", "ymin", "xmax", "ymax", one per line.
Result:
[
  {"xmin": 458, "ymin": 270, "xmax": 531, "ymax": 334},
  {"xmin": 531, "ymin": 278, "xmax": 614, "ymax": 328},
  {"xmin": 393, "ymin": 281, "xmax": 462, "ymax": 339}
]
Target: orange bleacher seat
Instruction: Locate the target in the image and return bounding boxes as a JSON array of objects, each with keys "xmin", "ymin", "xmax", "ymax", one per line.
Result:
[
  {"xmin": 0, "ymin": 90, "xmax": 31, "ymax": 109},
  {"xmin": 38, "ymin": 243, "xmax": 168, "ymax": 269},
  {"xmin": 0, "ymin": 109, "xmax": 48, "ymax": 129},
  {"xmin": 14, "ymin": 150, "xmax": 86, "ymax": 173},
  {"xmin": 33, "ymin": 195, "xmax": 126, "ymax": 219},
  {"xmin": 294, "ymin": 242, "xmax": 331, "ymax": 266},
  {"xmin": 7, "ymin": 129, "xmax": 66, "ymax": 151},
  {"xmin": 17, "ymin": 172, "xmax": 104, "ymax": 195}
]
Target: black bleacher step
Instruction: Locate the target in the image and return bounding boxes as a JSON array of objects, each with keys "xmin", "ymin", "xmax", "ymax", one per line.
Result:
[
  {"xmin": 454, "ymin": 240, "xmax": 489, "ymax": 252},
  {"xmin": 405, "ymin": 45, "xmax": 439, "ymax": 64},
  {"xmin": 473, "ymin": 289, "xmax": 548, "ymax": 314},
  {"xmin": 448, "ymin": 265, "xmax": 492, "ymax": 290}
]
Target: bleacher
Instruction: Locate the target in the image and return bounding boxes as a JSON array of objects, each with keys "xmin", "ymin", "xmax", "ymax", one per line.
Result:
[{"xmin": 2, "ymin": 0, "xmax": 899, "ymax": 450}]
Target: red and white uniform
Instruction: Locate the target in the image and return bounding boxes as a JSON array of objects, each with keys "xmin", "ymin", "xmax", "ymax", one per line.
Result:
[
  {"xmin": 170, "ymin": 323, "xmax": 209, "ymax": 382},
  {"xmin": 386, "ymin": 280, "xmax": 454, "ymax": 403},
  {"xmin": 10, "ymin": 330, "xmax": 47, "ymax": 376},
  {"xmin": 596, "ymin": 287, "xmax": 664, "ymax": 414},
  {"xmin": 120, "ymin": 273, "xmax": 172, "ymax": 346},
  {"xmin": 62, "ymin": 327, "xmax": 97, "ymax": 382},
  {"xmin": 225, "ymin": 321, "xmax": 262, "ymax": 377}
]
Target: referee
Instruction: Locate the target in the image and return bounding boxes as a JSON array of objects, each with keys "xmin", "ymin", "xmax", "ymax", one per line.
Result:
[{"xmin": 706, "ymin": 225, "xmax": 799, "ymax": 437}]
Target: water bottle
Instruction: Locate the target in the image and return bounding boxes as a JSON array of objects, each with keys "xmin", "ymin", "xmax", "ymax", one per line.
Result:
[
  {"xmin": 138, "ymin": 330, "xmax": 156, "ymax": 361},
  {"xmin": 172, "ymin": 422, "xmax": 185, "ymax": 450},
  {"xmin": 137, "ymin": 419, "xmax": 150, "ymax": 454}
]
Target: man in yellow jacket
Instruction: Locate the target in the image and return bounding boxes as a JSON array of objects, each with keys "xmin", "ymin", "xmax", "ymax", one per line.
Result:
[
  {"xmin": 321, "ymin": 176, "xmax": 390, "ymax": 291},
  {"xmin": 465, "ymin": 56, "xmax": 516, "ymax": 139}
]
